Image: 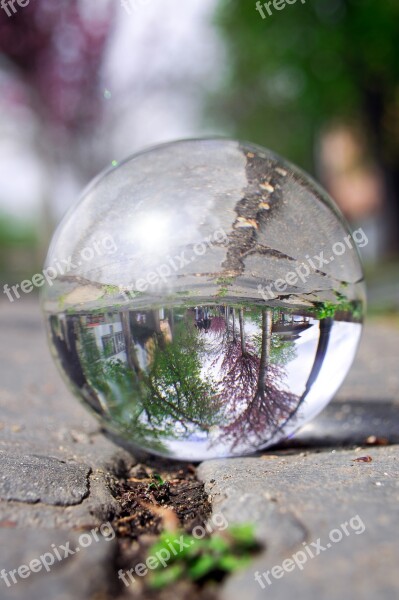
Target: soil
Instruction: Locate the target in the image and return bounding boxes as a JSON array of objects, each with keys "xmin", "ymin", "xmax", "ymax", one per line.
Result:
[{"xmin": 110, "ymin": 457, "xmax": 219, "ymax": 600}]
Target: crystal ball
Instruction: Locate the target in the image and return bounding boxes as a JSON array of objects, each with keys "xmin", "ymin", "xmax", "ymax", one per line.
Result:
[{"xmin": 42, "ymin": 139, "xmax": 365, "ymax": 460}]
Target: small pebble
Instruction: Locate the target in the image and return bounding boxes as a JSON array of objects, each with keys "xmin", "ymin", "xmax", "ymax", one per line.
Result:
[{"xmin": 275, "ymin": 167, "xmax": 287, "ymax": 176}]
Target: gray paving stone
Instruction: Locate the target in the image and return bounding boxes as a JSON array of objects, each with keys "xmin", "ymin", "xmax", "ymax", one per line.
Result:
[
  {"xmin": 0, "ymin": 298, "xmax": 134, "ymax": 535},
  {"xmin": 1, "ymin": 296, "xmax": 399, "ymax": 599},
  {"xmin": 198, "ymin": 446, "xmax": 399, "ymax": 600},
  {"xmin": 286, "ymin": 400, "xmax": 399, "ymax": 447},
  {"xmin": 0, "ymin": 453, "xmax": 90, "ymax": 505},
  {"xmin": 335, "ymin": 319, "xmax": 399, "ymax": 403},
  {"xmin": 0, "ymin": 530, "xmax": 118, "ymax": 600}
]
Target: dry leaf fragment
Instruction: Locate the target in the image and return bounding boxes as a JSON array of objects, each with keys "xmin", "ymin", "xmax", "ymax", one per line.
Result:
[
  {"xmin": 260, "ymin": 182, "xmax": 274, "ymax": 193},
  {"xmin": 235, "ymin": 217, "xmax": 258, "ymax": 229}
]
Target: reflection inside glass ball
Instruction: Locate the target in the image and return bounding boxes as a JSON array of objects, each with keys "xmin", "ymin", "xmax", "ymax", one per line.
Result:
[
  {"xmin": 48, "ymin": 303, "xmax": 361, "ymax": 458},
  {"xmin": 42, "ymin": 139, "xmax": 365, "ymax": 459}
]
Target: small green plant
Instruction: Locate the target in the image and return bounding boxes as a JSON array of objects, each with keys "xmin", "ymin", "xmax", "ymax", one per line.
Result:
[
  {"xmin": 148, "ymin": 473, "xmax": 165, "ymax": 491},
  {"xmin": 147, "ymin": 524, "xmax": 260, "ymax": 589},
  {"xmin": 57, "ymin": 294, "xmax": 67, "ymax": 310},
  {"xmin": 102, "ymin": 285, "xmax": 121, "ymax": 296},
  {"xmin": 216, "ymin": 276, "xmax": 234, "ymax": 286},
  {"xmin": 313, "ymin": 301, "xmax": 337, "ymax": 319},
  {"xmin": 216, "ymin": 287, "xmax": 229, "ymax": 298},
  {"xmin": 313, "ymin": 297, "xmax": 363, "ymax": 320}
]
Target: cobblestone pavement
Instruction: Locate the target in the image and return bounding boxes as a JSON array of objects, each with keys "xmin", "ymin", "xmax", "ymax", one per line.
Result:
[{"xmin": 0, "ymin": 298, "xmax": 398, "ymax": 599}]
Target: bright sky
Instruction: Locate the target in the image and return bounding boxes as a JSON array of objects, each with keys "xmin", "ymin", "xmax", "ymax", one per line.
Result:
[
  {"xmin": 101, "ymin": 0, "xmax": 222, "ymax": 158},
  {"xmin": 0, "ymin": 0, "xmax": 221, "ymax": 221}
]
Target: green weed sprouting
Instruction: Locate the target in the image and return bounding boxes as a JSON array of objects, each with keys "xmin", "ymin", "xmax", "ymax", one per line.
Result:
[{"xmin": 147, "ymin": 524, "xmax": 260, "ymax": 589}]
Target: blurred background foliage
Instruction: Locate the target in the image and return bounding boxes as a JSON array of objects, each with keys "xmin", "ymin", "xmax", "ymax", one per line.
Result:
[
  {"xmin": 211, "ymin": 0, "xmax": 399, "ymax": 170},
  {"xmin": 0, "ymin": 0, "xmax": 398, "ymax": 308},
  {"xmin": 209, "ymin": 0, "xmax": 399, "ymax": 262}
]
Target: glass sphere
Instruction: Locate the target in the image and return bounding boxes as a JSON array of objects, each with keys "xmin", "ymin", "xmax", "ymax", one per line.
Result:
[{"xmin": 42, "ymin": 139, "xmax": 365, "ymax": 460}]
